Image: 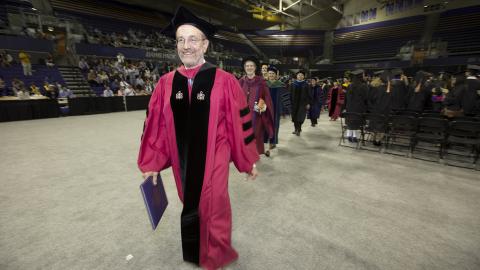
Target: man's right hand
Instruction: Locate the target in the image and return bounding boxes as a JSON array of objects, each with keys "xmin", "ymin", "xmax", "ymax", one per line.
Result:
[{"xmin": 142, "ymin": 171, "xmax": 159, "ymax": 186}]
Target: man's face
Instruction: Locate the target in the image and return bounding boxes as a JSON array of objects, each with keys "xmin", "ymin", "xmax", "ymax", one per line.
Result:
[
  {"xmin": 296, "ymin": 73, "xmax": 304, "ymax": 81},
  {"xmin": 267, "ymin": 71, "xmax": 276, "ymax": 81},
  {"xmin": 176, "ymin": 25, "xmax": 209, "ymax": 68},
  {"xmin": 244, "ymin": 61, "xmax": 257, "ymax": 77}
]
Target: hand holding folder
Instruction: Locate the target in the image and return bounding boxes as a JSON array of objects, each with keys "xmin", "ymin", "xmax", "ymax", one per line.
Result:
[{"xmin": 140, "ymin": 175, "xmax": 168, "ymax": 230}]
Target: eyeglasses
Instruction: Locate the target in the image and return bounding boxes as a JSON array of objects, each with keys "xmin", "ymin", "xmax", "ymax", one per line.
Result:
[{"xmin": 175, "ymin": 37, "xmax": 205, "ymax": 46}]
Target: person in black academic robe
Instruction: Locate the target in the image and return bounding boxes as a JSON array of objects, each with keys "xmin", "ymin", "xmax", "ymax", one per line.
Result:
[
  {"xmin": 370, "ymin": 71, "xmax": 392, "ymax": 145},
  {"xmin": 463, "ymin": 66, "xmax": 480, "ymax": 116},
  {"xmin": 290, "ymin": 71, "xmax": 312, "ymax": 136},
  {"xmin": 307, "ymin": 78, "xmax": 322, "ymax": 127},
  {"xmin": 345, "ymin": 69, "xmax": 368, "ymax": 142},
  {"xmin": 391, "ymin": 76, "xmax": 408, "ymax": 111},
  {"xmin": 406, "ymin": 71, "xmax": 432, "ymax": 113}
]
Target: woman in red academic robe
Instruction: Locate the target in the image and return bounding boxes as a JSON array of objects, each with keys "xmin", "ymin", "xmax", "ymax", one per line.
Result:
[
  {"xmin": 238, "ymin": 57, "xmax": 274, "ymax": 156},
  {"xmin": 327, "ymin": 81, "xmax": 345, "ymax": 121}
]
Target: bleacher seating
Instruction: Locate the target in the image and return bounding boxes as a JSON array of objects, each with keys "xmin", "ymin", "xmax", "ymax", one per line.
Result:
[
  {"xmin": 0, "ymin": 64, "xmax": 66, "ymax": 94},
  {"xmin": 433, "ymin": 5, "xmax": 480, "ymax": 56},
  {"xmin": 333, "ymin": 15, "xmax": 425, "ymax": 62}
]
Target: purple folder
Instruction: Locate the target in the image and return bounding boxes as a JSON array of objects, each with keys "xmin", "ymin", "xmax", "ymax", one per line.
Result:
[{"xmin": 140, "ymin": 176, "xmax": 168, "ymax": 230}]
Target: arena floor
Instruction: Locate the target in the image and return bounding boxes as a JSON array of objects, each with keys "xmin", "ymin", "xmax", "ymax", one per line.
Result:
[{"xmin": 1, "ymin": 111, "xmax": 479, "ymax": 270}]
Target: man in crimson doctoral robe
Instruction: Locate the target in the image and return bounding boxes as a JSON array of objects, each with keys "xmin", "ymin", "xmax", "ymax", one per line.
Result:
[
  {"xmin": 137, "ymin": 6, "xmax": 259, "ymax": 270},
  {"xmin": 238, "ymin": 56, "xmax": 274, "ymax": 156}
]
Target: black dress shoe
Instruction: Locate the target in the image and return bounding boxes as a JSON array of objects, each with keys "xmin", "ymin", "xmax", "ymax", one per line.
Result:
[
  {"xmin": 292, "ymin": 131, "xmax": 297, "ymax": 134},
  {"xmin": 352, "ymin": 137, "xmax": 358, "ymax": 143}
]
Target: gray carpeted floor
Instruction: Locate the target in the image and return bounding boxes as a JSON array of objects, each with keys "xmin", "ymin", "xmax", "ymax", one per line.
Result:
[{"xmin": 0, "ymin": 111, "xmax": 479, "ymax": 270}]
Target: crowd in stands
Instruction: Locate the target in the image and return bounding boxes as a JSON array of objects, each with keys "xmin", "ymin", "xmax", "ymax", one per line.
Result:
[
  {"xmin": 0, "ymin": 74, "xmax": 74, "ymax": 99},
  {"xmin": 84, "ymin": 27, "xmax": 174, "ymax": 50},
  {"xmin": 79, "ymin": 54, "xmax": 176, "ymax": 97}
]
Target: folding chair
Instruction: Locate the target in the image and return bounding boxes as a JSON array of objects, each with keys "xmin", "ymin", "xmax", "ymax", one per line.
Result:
[
  {"xmin": 411, "ymin": 117, "xmax": 448, "ymax": 161},
  {"xmin": 385, "ymin": 115, "xmax": 417, "ymax": 156},
  {"xmin": 443, "ymin": 121, "xmax": 480, "ymax": 168},
  {"xmin": 361, "ymin": 113, "xmax": 388, "ymax": 151},
  {"xmin": 339, "ymin": 112, "xmax": 365, "ymax": 149}
]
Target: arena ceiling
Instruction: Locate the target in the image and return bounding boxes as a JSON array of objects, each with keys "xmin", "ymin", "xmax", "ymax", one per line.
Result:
[{"xmin": 114, "ymin": 0, "xmax": 344, "ymax": 31}]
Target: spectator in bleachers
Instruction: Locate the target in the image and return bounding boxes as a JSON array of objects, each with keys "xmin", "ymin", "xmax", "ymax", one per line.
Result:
[
  {"xmin": 116, "ymin": 53, "xmax": 125, "ymax": 64},
  {"xmin": 45, "ymin": 53, "xmax": 55, "ymax": 68},
  {"xmin": 103, "ymin": 86, "xmax": 114, "ymax": 97},
  {"xmin": 18, "ymin": 50, "xmax": 32, "ymax": 76},
  {"xmin": 110, "ymin": 78, "xmax": 120, "ymax": 92},
  {"xmin": 117, "ymin": 86, "xmax": 125, "ymax": 96},
  {"xmin": 78, "ymin": 58, "xmax": 89, "ymax": 72},
  {"xmin": 45, "ymin": 84, "xmax": 59, "ymax": 99},
  {"xmin": 87, "ymin": 69, "xmax": 98, "ymax": 85},
  {"xmin": 59, "ymin": 85, "xmax": 74, "ymax": 98},
  {"xmin": 135, "ymin": 75, "xmax": 145, "ymax": 89},
  {"xmin": 0, "ymin": 50, "xmax": 13, "ymax": 67},
  {"xmin": 11, "ymin": 78, "xmax": 25, "ymax": 96},
  {"xmin": 144, "ymin": 79, "xmax": 154, "ymax": 94},
  {"xmin": 125, "ymin": 84, "xmax": 135, "ymax": 96},
  {"xmin": 29, "ymin": 82, "xmax": 42, "ymax": 95},
  {"xmin": 98, "ymin": 71, "xmax": 109, "ymax": 84},
  {"xmin": 0, "ymin": 76, "xmax": 7, "ymax": 96}
]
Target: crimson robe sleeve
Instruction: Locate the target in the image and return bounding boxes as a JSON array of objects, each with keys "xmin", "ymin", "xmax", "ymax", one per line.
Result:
[
  {"xmin": 137, "ymin": 77, "xmax": 171, "ymax": 173},
  {"xmin": 225, "ymin": 75, "xmax": 260, "ymax": 173}
]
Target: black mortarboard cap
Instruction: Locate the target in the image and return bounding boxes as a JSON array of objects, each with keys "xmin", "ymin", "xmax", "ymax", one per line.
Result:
[
  {"xmin": 267, "ymin": 66, "xmax": 278, "ymax": 73},
  {"xmin": 161, "ymin": 6, "xmax": 217, "ymax": 39}
]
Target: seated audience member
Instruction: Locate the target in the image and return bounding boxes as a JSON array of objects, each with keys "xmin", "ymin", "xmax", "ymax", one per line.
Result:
[
  {"xmin": 59, "ymin": 85, "xmax": 74, "ymax": 98},
  {"xmin": 0, "ymin": 76, "xmax": 7, "ymax": 96},
  {"xmin": 117, "ymin": 86, "xmax": 125, "ymax": 96},
  {"xmin": 144, "ymin": 79, "xmax": 154, "ymax": 94},
  {"xmin": 125, "ymin": 85, "xmax": 135, "ymax": 96},
  {"xmin": 45, "ymin": 85, "xmax": 59, "ymax": 99},
  {"xmin": 78, "ymin": 58, "xmax": 89, "ymax": 72},
  {"xmin": 11, "ymin": 78, "xmax": 25, "ymax": 96},
  {"xmin": 103, "ymin": 86, "xmax": 114, "ymax": 97},
  {"xmin": 30, "ymin": 82, "xmax": 42, "ymax": 95},
  {"xmin": 110, "ymin": 79, "xmax": 120, "ymax": 91},
  {"xmin": 87, "ymin": 69, "xmax": 98, "ymax": 85},
  {"xmin": 135, "ymin": 75, "xmax": 145, "ymax": 88},
  {"xmin": 0, "ymin": 50, "xmax": 14, "ymax": 67},
  {"xmin": 46, "ymin": 53, "xmax": 55, "ymax": 68}
]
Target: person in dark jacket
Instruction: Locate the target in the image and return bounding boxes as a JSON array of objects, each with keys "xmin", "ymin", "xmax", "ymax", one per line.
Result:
[
  {"xmin": 390, "ymin": 69, "xmax": 409, "ymax": 111},
  {"xmin": 345, "ymin": 69, "xmax": 368, "ymax": 143},
  {"xmin": 290, "ymin": 70, "xmax": 312, "ymax": 136}
]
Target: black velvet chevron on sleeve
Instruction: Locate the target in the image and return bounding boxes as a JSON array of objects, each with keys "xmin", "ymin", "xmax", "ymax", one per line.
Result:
[
  {"xmin": 240, "ymin": 106, "xmax": 250, "ymax": 117},
  {"xmin": 244, "ymin": 133, "xmax": 255, "ymax": 145},
  {"xmin": 242, "ymin": 121, "xmax": 252, "ymax": 131}
]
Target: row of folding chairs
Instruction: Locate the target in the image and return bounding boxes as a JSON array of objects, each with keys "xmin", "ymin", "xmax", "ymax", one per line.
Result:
[{"xmin": 339, "ymin": 112, "xmax": 480, "ymax": 169}]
